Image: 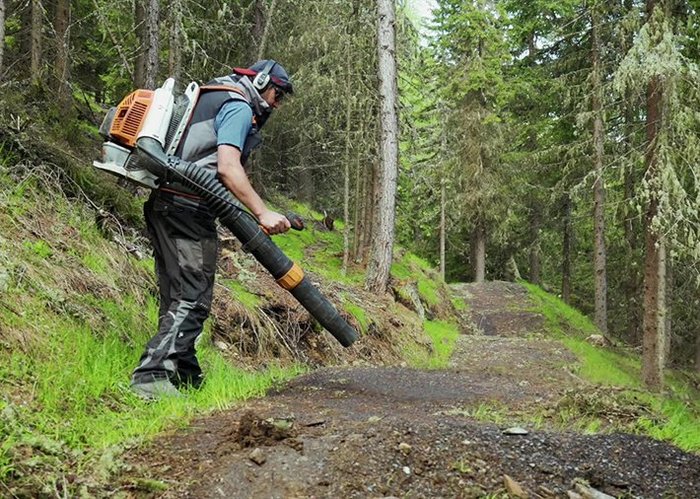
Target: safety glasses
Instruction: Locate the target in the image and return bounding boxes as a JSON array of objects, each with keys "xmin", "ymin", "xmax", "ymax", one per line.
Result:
[{"xmin": 273, "ymin": 86, "xmax": 286, "ymax": 103}]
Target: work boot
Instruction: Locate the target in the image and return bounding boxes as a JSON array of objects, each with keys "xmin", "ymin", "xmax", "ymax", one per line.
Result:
[{"xmin": 130, "ymin": 379, "xmax": 181, "ymax": 400}]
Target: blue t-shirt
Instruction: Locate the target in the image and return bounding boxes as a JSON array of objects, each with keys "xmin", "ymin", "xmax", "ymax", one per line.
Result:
[{"xmin": 214, "ymin": 100, "xmax": 253, "ymax": 151}]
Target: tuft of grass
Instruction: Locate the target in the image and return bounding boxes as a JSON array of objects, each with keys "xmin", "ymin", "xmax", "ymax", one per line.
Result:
[
  {"xmin": 417, "ymin": 278, "xmax": 440, "ymax": 308},
  {"xmin": 0, "ymin": 301, "xmax": 303, "ymax": 479},
  {"xmin": 23, "ymin": 239, "xmax": 53, "ymax": 259},
  {"xmin": 406, "ymin": 320, "xmax": 459, "ymax": 369},
  {"xmin": 521, "ymin": 281, "xmax": 598, "ymax": 337},
  {"xmin": 345, "ymin": 303, "xmax": 369, "ymax": 333},
  {"xmin": 560, "ymin": 338, "xmax": 640, "ymax": 387},
  {"xmin": 82, "ymin": 252, "xmax": 110, "ymax": 276},
  {"xmin": 444, "ymin": 403, "xmax": 510, "ymax": 425},
  {"xmin": 634, "ymin": 397, "xmax": 700, "ymax": 452},
  {"xmin": 451, "ymin": 296, "xmax": 468, "ymax": 312},
  {"xmin": 222, "ymin": 279, "xmax": 262, "ymax": 309}
]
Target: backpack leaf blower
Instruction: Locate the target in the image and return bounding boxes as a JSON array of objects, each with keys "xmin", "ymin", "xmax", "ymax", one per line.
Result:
[{"xmin": 93, "ymin": 79, "xmax": 358, "ymax": 348}]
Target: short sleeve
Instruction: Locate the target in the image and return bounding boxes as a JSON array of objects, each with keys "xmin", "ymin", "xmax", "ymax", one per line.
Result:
[{"xmin": 214, "ymin": 100, "xmax": 254, "ymax": 150}]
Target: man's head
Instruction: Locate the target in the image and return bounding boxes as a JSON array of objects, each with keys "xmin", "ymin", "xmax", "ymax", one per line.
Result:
[{"xmin": 233, "ymin": 60, "xmax": 293, "ymax": 109}]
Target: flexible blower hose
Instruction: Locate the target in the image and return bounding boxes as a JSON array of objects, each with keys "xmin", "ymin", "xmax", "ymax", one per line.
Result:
[{"xmin": 136, "ymin": 138, "xmax": 358, "ymax": 348}]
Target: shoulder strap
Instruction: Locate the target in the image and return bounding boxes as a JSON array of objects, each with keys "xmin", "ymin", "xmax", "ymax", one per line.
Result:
[
  {"xmin": 199, "ymin": 84, "xmax": 256, "ymax": 125},
  {"xmin": 200, "ymin": 85, "xmax": 247, "ymax": 99}
]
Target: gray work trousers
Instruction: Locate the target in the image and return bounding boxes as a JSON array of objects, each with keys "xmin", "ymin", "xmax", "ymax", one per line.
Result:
[{"xmin": 132, "ymin": 193, "xmax": 218, "ymax": 388}]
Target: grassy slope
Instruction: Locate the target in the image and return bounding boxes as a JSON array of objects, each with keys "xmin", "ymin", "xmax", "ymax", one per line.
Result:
[
  {"xmin": 0, "ymin": 138, "xmax": 460, "ymax": 494},
  {"xmin": 523, "ymin": 282, "xmax": 700, "ymax": 452}
]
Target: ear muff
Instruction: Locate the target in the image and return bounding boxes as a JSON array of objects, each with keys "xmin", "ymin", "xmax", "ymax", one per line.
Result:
[{"xmin": 253, "ymin": 60, "xmax": 277, "ymax": 91}]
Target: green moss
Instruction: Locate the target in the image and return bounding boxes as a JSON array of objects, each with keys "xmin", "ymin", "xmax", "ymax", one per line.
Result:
[
  {"xmin": 417, "ymin": 278, "xmax": 440, "ymax": 308},
  {"xmin": 451, "ymin": 296, "xmax": 468, "ymax": 312},
  {"xmin": 312, "ymin": 250, "xmax": 365, "ymax": 286},
  {"xmin": 406, "ymin": 253, "xmax": 434, "ymax": 272},
  {"xmin": 522, "ymin": 281, "xmax": 597, "ymax": 337},
  {"xmin": 222, "ymin": 279, "xmax": 262, "ymax": 309},
  {"xmin": 273, "ymin": 226, "xmax": 316, "ymax": 264},
  {"xmin": 406, "ymin": 320, "xmax": 460, "ymax": 369},
  {"xmin": 560, "ymin": 338, "xmax": 641, "ymax": 387},
  {"xmin": 23, "ymin": 240, "xmax": 53, "ymax": 259},
  {"xmin": 390, "ymin": 259, "xmax": 412, "ymax": 280},
  {"xmin": 343, "ymin": 301, "xmax": 369, "ymax": 332}
]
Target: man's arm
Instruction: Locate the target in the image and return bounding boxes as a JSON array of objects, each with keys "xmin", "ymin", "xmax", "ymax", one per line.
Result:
[{"xmin": 217, "ymin": 144, "xmax": 290, "ymax": 235}]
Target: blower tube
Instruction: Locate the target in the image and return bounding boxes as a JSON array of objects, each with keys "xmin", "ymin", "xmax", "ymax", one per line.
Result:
[{"xmin": 136, "ymin": 137, "xmax": 358, "ymax": 348}]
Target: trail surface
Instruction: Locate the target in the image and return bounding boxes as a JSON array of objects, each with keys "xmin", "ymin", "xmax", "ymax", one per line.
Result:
[{"xmin": 124, "ymin": 282, "xmax": 700, "ymax": 498}]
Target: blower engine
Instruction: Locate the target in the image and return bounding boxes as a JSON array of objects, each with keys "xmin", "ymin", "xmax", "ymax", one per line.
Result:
[{"xmin": 94, "ymin": 79, "xmax": 358, "ymax": 348}]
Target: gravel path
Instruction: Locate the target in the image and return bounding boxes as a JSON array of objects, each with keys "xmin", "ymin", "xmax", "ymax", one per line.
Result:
[{"xmin": 121, "ymin": 282, "xmax": 700, "ymax": 498}]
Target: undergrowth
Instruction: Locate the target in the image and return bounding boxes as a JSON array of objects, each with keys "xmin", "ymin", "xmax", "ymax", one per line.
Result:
[
  {"xmin": 406, "ymin": 320, "xmax": 460, "ymax": 369},
  {"xmin": 0, "ymin": 158, "xmax": 304, "ymax": 494},
  {"xmin": 523, "ymin": 281, "xmax": 700, "ymax": 452}
]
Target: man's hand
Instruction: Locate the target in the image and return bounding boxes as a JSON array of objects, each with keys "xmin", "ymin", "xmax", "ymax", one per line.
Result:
[{"xmin": 258, "ymin": 209, "xmax": 291, "ymax": 235}]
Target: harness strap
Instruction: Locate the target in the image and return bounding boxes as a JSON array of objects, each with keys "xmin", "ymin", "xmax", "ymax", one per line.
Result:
[{"xmin": 199, "ymin": 85, "xmax": 258, "ymax": 126}]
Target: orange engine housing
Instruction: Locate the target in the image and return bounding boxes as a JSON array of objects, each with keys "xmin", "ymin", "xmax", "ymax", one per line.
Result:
[{"xmin": 109, "ymin": 89, "xmax": 155, "ymax": 148}]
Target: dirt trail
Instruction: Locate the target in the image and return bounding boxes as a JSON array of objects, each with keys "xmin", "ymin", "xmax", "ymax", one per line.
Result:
[{"xmin": 123, "ymin": 282, "xmax": 700, "ymax": 498}]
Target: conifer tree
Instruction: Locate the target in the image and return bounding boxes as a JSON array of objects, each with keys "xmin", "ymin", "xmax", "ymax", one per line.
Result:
[
  {"xmin": 0, "ymin": 0, "xmax": 5, "ymax": 78},
  {"xmin": 366, "ymin": 0, "xmax": 399, "ymax": 293}
]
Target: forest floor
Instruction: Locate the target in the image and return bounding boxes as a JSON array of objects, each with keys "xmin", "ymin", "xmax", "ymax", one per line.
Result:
[{"xmin": 119, "ymin": 282, "xmax": 700, "ymax": 498}]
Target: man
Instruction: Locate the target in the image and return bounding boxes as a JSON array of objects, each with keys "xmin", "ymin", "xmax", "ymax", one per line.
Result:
[{"xmin": 130, "ymin": 60, "xmax": 293, "ymax": 399}]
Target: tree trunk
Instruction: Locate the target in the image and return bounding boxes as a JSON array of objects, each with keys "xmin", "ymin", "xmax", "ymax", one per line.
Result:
[
  {"xmin": 696, "ymin": 326, "xmax": 700, "ymax": 375},
  {"xmin": 256, "ymin": 0, "xmax": 277, "ymax": 60},
  {"xmin": 664, "ymin": 255, "xmax": 672, "ymax": 363},
  {"xmin": 642, "ymin": 0, "xmax": 665, "ymax": 390},
  {"xmin": 472, "ymin": 224, "xmax": 486, "ymax": 283},
  {"xmin": 623, "ymin": 111, "xmax": 641, "ymax": 343},
  {"xmin": 352, "ymin": 126, "xmax": 364, "ymax": 262},
  {"xmin": 591, "ymin": 7, "xmax": 608, "ymax": 335},
  {"xmin": 529, "ymin": 208, "xmax": 541, "ymax": 284},
  {"xmin": 252, "ymin": 0, "xmax": 264, "ymax": 60},
  {"xmin": 439, "ymin": 178, "xmax": 446, "ymax": 281},
  {"xmin": 168, "ymin": 0, "xmax": 182, "ymax": 84},
  {"xmin": 54, "ymin": 0, "xmax": 71, "ymax": 109},
  {"xmin": 643, "ymin": 228, "xmax": 666, "ymax": 390},
  {"xmin": 134, "ymin": 1, "xmax": 146, "ymax": 87},
  {"xmin": 93, "ymin": 0, "xmax": 133, "ymax": 80},
  {"xmin": 297, "ymin": 165, "xmax": 314, "ymax": 204},
  {"xmin": 30, "ymin": 0, "xmax": 43, "ymax": 84},
  {"xmin": 354, "ymin": 161, "xmax": 369, "ymax": 263},
  {"xmin": 0, "ymin": 0, "xmax": 5, "ymax": 79},
  {"xmin": 562, "ymin": 193, "xmax": 573, "ymax": 304},
  {"xmin": 366, "ymin": 0, "xmax": 399, "ymax": 293},
  {"xmin": 143, "ymin": 0, "xmax": 160, "ymax": 89},
  {"xmin": 342, "ymin": 52, "xmax": 353, "ymax": 275}
]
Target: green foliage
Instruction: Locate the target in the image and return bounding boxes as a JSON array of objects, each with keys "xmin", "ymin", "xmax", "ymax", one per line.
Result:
[
  {"xmin": 23, "ymin": 240, "xmax": 53, "ymax": 259},
  {"xmin": 343, "ymin": 300, "xmax": 369, "ymax": 333},
  {"xmin": 417, "ymin": 278, "xmax": 440, "ymax": 308},
  {"xmin": 451, "ymin": 296, "xmax": 468, "ymax": 312},
  {"xmin": 407, "ymin": 320, "xmax": 459, "ymax": 369},
  {"xmin": 222, "ymin": 279, "xmax": 262, "ymax": 310},
  {"xmin": 524, "ymin": 281, "xmax": 700, "ymax": 451}
]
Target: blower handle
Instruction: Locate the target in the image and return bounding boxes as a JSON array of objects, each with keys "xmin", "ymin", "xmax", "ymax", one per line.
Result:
[{"xmin": 259, "ymin": 211, "xmax": 305, "ymax": 235}]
